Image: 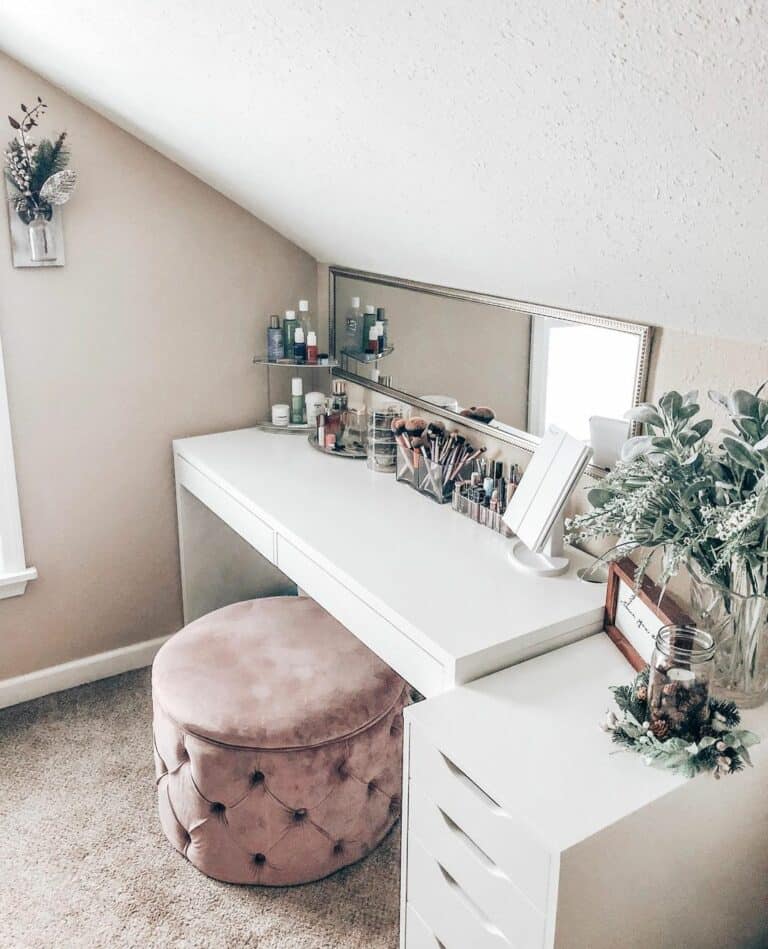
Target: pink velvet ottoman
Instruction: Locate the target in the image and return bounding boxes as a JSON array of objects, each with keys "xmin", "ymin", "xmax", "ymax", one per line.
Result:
[{"xmin": 152, "ymin": 596, "xmax": 408, "ymax": 885}]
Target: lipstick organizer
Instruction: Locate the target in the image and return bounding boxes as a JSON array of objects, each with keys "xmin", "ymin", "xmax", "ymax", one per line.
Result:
[
  {"xmin": 451, "ymin": 482, "xmax": 513, "ymax": 536},
  {"xmin": 395, "ymin": 444, "xmax": 470, "ymax": 504}
]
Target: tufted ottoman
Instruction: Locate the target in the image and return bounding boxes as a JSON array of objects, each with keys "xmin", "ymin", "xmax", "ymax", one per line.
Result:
[{"xmin": 151, "ymin": 596, "xmax": 408, "ymax": 885}]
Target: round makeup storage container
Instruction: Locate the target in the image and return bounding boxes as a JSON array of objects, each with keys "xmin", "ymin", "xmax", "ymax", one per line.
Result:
[
  {"xmin": 367, "ymin": 405, "xmax": 400, "ymax": 472},
  {"xmin": 647, "ymin": 625, "xmax": 715, "ymax": 739}
]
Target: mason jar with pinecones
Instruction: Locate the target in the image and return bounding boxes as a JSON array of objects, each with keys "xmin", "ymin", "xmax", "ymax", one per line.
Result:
[{"xmin": 647, "ymin": 626, "xmax": 715, "ymax": 739}]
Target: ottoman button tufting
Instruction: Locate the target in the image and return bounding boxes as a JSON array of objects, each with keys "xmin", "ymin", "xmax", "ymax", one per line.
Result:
[{"xmin": 152, "ymin": 596, "xmax": 408, "ymax": 886}]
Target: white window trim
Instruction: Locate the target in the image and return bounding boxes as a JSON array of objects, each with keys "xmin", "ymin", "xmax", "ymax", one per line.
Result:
[{"xmin": 0, "ymin": 335, "xmax": 36, "ymax": 598}]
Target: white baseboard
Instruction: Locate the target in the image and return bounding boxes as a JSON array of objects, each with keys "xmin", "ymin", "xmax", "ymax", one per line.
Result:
[{"xmin": 0, "ymin": 634, "xmax": 171, "ymax": 710}]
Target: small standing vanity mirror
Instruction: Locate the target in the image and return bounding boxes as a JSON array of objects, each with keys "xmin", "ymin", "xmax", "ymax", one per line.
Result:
[{"xmin": 330, "ymin": 267, "xmax": 653, "ymax": 468}]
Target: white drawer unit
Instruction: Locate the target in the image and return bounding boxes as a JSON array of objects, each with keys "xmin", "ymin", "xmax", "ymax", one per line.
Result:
[
  {"xmin": 408, "ymin": 727, "xmax": 551, "ymax": 914},
  {"xmin": 401, "ymin": 636, "xmax": 768, "ymax": 949}
]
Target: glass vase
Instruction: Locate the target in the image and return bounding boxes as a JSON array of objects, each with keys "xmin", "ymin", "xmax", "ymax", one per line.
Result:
[
  {"xmin": 27, "ymin": 209, "xmax": 56, "ymax": 262},
  {"xmin": 688, "ymin": 562, "xmax": 768, "ymax": 708}
]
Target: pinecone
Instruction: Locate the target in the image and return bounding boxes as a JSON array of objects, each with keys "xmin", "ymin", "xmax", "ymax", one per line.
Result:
[
  {"xmin": 650, "ymin": 717, "xmax": 671, "ymax": 739},
  {"xmin": 635, "ymin": 684, "xmax": 648, "ymax": 703}
]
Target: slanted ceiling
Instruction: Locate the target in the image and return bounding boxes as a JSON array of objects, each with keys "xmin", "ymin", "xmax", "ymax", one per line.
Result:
[{"xmin": 1, "ymin": 2, "xmax": 766, "ymax": 342}]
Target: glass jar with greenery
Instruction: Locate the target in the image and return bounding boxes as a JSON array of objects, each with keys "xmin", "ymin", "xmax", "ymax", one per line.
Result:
[{"xmin": 567, "ymin": 386, "xmax": 768, "ymax": 707}]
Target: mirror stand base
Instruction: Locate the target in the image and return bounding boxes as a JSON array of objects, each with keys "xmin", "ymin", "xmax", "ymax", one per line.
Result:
[{"xmin": 507, "ymin": 538, "xmax": 570, "ymax": 578}]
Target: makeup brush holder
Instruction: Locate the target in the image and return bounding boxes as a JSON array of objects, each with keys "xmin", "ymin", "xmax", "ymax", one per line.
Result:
[
  {"xmin": 395, "ymin": 443, "xmax": 470, "ymax": 504},
  {"xmin": 452, "ymin": 483, "xmax": 513, "ymax": 536}
]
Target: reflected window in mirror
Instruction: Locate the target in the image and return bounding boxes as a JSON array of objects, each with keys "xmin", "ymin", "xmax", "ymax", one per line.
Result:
[{"xmin": 527, "ymin": 318, "xmax": 641, "ymax": 442}]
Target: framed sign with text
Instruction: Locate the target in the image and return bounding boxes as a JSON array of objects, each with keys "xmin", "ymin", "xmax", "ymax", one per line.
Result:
[{"xmin": 604, "ymin": 558, "xmax": 693, "ymax": 671}]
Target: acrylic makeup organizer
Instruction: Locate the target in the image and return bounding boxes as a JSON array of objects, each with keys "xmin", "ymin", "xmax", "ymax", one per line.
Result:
[
  {"xmin": 395, "ymin": 443, "xmax": 471, "ymax": 504},
  {"xmin": 367, "ymin": 407, "xmax": 401, "ymax": 472},
  {"xmin": 452, "ymin": 483, "xmax": 513, "ymax": 536}
]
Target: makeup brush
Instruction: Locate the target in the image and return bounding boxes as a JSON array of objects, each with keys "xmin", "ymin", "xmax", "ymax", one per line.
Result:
[
  {"xmin": 450, "ymin": 446, "xmax": 487, "ymax": 482},
  {"xmin": 405, "ymin": 416, "xmax": 427, "ymax": 442},
  {"xmin": 425, "ymin": 420, "xmax": 445, "ymax": 439},
  {"xmin": 391, "ymin": 417, "xmax": 411, "ymax": 448}
]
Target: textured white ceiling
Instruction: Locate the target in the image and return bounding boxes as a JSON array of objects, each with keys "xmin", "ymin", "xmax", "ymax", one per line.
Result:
[{"xmin": 1, "ymin": 2, "xmax": 766, "ymax": 341}]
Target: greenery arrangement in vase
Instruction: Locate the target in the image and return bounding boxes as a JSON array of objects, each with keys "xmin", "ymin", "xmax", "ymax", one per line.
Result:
[
  {"xmin": 4, "ymin": 98, "xmax": 77, "ymax": 261},
  {"xmin": 567, "ymin": 386, "xmax": 768, "ymax": 707}
]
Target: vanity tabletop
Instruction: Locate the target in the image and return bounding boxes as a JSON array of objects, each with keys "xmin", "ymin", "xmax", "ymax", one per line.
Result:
[{"xmin": 174, "ymin": 427, "xmax": 605, "ymax": 686}]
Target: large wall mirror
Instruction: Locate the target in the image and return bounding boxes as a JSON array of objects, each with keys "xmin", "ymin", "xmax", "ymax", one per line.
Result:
[{"xmin": 329, "ymin": 267, "xmax": 653, "ymax": 468}]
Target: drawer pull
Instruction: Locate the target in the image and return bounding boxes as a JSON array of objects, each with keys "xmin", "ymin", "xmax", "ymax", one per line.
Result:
[
  {"xmin": 440, "ymin": 751, "xmax": 502, "ymax": 810},
  {"xmin": 438, "ymin": 807, "xmax": 512, "ymax": 882},
  {"xmin": 437, "ymin": 861, "xmax": 512, "ymax": 945}
]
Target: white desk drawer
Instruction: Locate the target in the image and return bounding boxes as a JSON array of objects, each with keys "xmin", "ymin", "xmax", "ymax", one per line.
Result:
[
  {"xmin": 410, "ymin": 787, "xmax": 546, "ymax": 948},
  {"xmin": 176, "ymin": 455, "xmax": 275, "ymax": 563},
  {"xmin": 276, "ymin": 536, "xmax": 445, "ymax": 696},
  {"xmin": 409, "ymin": 724, "xmax": 551, "ymax": 914},
  {"xmin": 405, "ymin": 904, "xmax": 443, "ymax": 948},
  {"xmin": 408, "ymin": 837, "xmax": 512, "ymax": 949}
]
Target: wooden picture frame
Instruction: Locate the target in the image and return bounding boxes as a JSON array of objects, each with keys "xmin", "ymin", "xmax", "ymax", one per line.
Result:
[{"xmin": 604, "ymin": 558, "xmax": 693, "ymax": 671}]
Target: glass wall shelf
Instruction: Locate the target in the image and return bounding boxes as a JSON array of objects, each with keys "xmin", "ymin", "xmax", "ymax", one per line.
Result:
[{"xmin": 252, "ymin": 356, "xmax": 338, "ymax": 368}]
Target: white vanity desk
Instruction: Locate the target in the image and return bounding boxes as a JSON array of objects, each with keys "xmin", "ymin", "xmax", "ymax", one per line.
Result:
[
  {"xmin": 173, "ymin": 427, "xmax": 605, "ymax": 698},
  {"xmin": 173, "ymin": 427, "xmax": 767, "ymax": 948}
]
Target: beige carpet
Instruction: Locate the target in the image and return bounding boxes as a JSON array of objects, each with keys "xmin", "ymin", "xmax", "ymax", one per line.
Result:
[{"xmin": 0, "ymin": 669, "xmax": 400, "ymax": 949}]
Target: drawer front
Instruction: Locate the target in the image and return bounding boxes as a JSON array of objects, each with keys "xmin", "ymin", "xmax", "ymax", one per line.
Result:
[
  {"xmin": 407, "ymin": 837, "xmax": 512, "ymax": 949},
  {"xmin": 409, "ymin": 724, "xmax": 551, "ymax": 913},
  {"xmin": 410, "ymin": 788, "xmax": 546, "ymax": 948},
  {"xmin": 405, "ymin": 904, "xmax": 444, "ymax": 949},
  {"xmin": 176, "ymin": 455, "xmax": 275, "ymax": 563},
  {"xmin": 276, "ymin": 535, "xmax": 446, "ymax": 697}
]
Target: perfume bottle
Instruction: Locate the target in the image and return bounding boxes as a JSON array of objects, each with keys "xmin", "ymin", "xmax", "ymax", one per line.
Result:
[
  {"xmin": 290, "ymin": 377, "xmax": 305, "ymax": 424},
  {"xmin": 267, "ymin": 315, "xmax": 283, "ymax": 362},
  {"xmin": 283, "ymin": 310, "xmax": 297, "ymax": 361}
]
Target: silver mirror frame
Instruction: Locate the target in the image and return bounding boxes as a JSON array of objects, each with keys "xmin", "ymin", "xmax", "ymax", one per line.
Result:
[{"xmin": 329, "ymin": 265, "xmax": 654, "ymax": 477}]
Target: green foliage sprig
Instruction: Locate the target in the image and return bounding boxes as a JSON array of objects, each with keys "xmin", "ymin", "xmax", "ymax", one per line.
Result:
[
  {"xmin": 566, "ymin": 386, "xmax": 768, "ymax": 596},
  {"xmin": 602, "ymin": 667, "xmax": 760, "ymax": 779}
]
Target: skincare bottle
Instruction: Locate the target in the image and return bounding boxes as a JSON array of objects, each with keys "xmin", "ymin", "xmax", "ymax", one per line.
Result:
[
  {"xmin": 283, "ymin": 310, "xmax": 298, "ymax": 361},
  {"xmin": 294, "ymin": 325, "xmax": 306, "ymax": 364},
  {"xmin": 306, "ymin": 330, "xmax": 318, "ymax": 364},
  {"xmin": 346, "ymin": 296, "xmax": 363, "ymax": 351},
  {"xmin": 367, "ymin": 324, "xmax": 379, "ymax": 354},
  {"xmin": 317, "ymin": 411, "xmax": 326, "ymax": 448},
  {"xmin": 267, "ymin": 315, "xmax": 284, "ymax": 362},
  {"xmin": 375, "ymin": 321, "xmax": 384, "ymax": 354},
  {"xmin": 363, "ymin": 305, "xmax": 377, "ymax": 345},
  {"xmin": 376, "ymin": 307, "xmax": 389, "ymax": 350},
  {"xmin": 290, "ymin": 377, "xmax": 305, "ymax": 424},
  {"xmin": 298, "ymin": 299, "xmax": 311, "ymax": 337}
]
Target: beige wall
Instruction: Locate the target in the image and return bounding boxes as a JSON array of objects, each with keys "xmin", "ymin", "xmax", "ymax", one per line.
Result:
[{"xmin": 0, "ymin": 54, "xmax": 317, "ymax": 679}]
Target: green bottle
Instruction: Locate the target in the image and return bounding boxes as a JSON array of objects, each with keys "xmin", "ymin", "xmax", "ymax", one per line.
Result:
[{"xmin": 283, "ymin": 310, "xmax": 297, "ymax": 361}]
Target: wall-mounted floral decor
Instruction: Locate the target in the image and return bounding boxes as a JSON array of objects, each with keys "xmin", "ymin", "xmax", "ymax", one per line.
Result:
[{"xmin": 4, "ymin": 97, "xmax": 77, "ymax": 267}]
